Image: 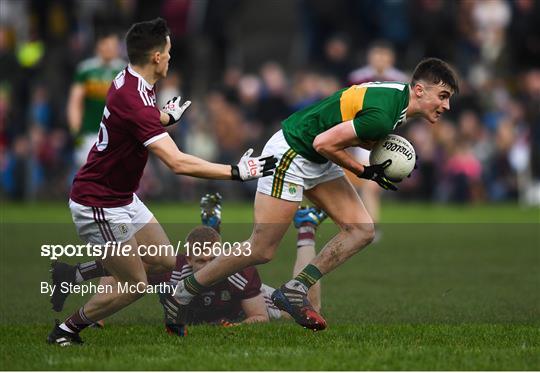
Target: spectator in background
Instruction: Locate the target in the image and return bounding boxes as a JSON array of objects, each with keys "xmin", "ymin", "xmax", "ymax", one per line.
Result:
[
  {"xmin": 67, "ymin": 29, "xmax": 125, "ymax": 168},
  {"xmin": 444, "ymin": 142, "xmax": 483, "ymax": 203},
  {"xmin": 508, "ymin": 0, "xmax": 540, "ymax": 72},
  {"xmin": 206, "ymin": 90, "xmax": 247, "ymax": 165},
  {"xmin": 410, "ymin": 0, "xmax": 456, "ymax": 62},
  {"xmin": 348, "ymin": 40, "xmax": 408, "ymax": 85},
  {"xmin": 258, "ymin": 62, "xmax": 291, "ymax": 138},
  {"xmin": 319, "ymin": 34, "xmax": 352, "ymax": 85}
]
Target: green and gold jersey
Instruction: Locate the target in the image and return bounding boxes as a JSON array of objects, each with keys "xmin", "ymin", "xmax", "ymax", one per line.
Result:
[
  {"xmin": 282, "ymin": 82, "xmax": 409, "ymax": 163},
  {"xmin": 74, "ymin": 57, "xmax": 126, "ymax": 135}
]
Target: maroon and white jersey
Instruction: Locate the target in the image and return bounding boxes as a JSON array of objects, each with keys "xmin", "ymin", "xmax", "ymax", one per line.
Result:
[
  {"xmin": 70, "ymin": 65, "xmax": 166, "ymax": 207},
  {"xmin": 149, "ymin": 255, "xmax": 262, "ymax": 324}
]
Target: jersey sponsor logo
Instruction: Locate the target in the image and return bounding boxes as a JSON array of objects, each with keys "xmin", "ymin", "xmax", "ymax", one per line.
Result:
[{"xmin": 221, "ymin": 290, "xmax": 231, "ymax": 301}]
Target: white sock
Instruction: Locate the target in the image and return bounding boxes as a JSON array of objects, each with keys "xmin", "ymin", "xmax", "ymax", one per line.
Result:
[
  {"xmin": 59, "ymin": 322, "xmax": 76, "ymax": 334},
  {"xmin": 173, "ymin": 281, "xmax": 195, "ymax": 305}
]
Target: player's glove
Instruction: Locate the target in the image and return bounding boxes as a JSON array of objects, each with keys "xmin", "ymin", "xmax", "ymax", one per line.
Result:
[
  {"xmin": 162, "ymin": 96, "xmax": 191, "ymax": 126},
  {"xmin": 231, "ymin": 149, "xmax": 278, "ymax": 181},
  {"xmin": 358, "ymin": 159, "xmax": 398, "ymax": 191}
]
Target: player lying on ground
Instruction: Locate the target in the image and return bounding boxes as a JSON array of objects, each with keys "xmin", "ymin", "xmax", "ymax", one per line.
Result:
[
  {"xmin": 153, "ymin": 195, "xmax": 328, "ymax": 335},
  {"xmin": 47, "ymin": 18, "xmax": 277, "ymax": 346},
  {"xmin": 50, "ymin": 194, "xmax": 327, "ymax": 335},
  {"xmin": 171, "ymin": 58, "xmax": 459, "ymax": 331}
]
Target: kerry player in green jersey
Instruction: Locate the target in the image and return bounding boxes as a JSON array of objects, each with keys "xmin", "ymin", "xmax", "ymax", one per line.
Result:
[
  {"xmin": 67, "ymin": 29, "xmax": 126, "ymax": 167},
  {"xmin": 172, "ymin": 58, "xmax": 459, "ymax": 331}
]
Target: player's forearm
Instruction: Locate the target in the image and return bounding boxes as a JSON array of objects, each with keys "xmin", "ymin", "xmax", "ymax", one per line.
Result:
[
  {"xmin": 171, "ymin": 153, "xmax": 232, "ymax": 179},
  {"xmin": 316, "ymin": 145, "xmax": 365, "ymax": 176},
  {"xmin": 67, "ymin": 103, "xmax": 82, "ymax": 135},
  {"xmin": 67, "ymin": 84, "xmax": 85, "ymax": 135}
]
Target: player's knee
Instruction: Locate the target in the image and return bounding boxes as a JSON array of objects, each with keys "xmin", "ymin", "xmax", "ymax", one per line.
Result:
[
  {"xmin": 250, "ymin": 250, "xmax": 274, "ymax": 265},
  {"xmin": 357, "ymin": 223, "xmax": 376, "ymax": 247},
  {"xmin": 343, "ymin": 223, "xmax": 376, "ymax": 249}
]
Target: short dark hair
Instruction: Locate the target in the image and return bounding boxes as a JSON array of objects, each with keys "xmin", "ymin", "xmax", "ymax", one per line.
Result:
[
  {"xmin": 95, "ymin": 24, "xmax": 118, "ymax": 42},
  {"xmin": 185, "ymin": 226, "xmax": 221, "ymax": 255},
  {"xmin": 411, "ymin": 58, "xmax": 459, "ymax": 94},
  {"xmin": 368, "ymin": 39, "xmax": 394, "ymax": 52},
  {"xmin": 125, "ymin": 18, "xmax": 170, "ymax": 66}
]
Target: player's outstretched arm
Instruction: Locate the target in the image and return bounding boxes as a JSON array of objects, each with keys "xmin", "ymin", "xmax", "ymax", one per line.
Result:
[
  {"xmin": 240, "ymin": 294, "xmax": 269, "ymax": 324},
  {"xmin": 148, "ymin": 134, "xmax": 277, "ymax": 181}
]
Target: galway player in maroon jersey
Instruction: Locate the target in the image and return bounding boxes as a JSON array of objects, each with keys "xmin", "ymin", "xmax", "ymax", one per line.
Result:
[
  {"xmin": 152, "ymin": 198, "xmax": 327, "ymax": 335},
  {"xmin": 47, "ymin": 18, "xmax": 276, "ymax": 346},
  {"xmin": 151, "ymin": 226, "xmax": 271, "ymax": 333},
  {"xmin": 49, "ymin": 194, "xmax": 326, "ymax": 335}
]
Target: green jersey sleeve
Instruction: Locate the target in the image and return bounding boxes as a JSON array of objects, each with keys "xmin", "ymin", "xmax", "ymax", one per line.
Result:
[{"xmin": 352, "ymin": 108, "xmax": 393, "ymax": 141}]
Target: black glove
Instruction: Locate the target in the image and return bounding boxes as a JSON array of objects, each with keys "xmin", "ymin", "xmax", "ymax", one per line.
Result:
[{"xmin": 358, "ymin": 159, "xmax": 398, "ymax": 191}]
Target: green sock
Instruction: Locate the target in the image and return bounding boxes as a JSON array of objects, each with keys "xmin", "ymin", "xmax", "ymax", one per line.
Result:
[
  {"xmin": 294, "ymin": 264, "xmax": 323, "ymax": 289},
  {"xmin": 184, "ymin": 274, "xmax": 206, "ymax": 295}
]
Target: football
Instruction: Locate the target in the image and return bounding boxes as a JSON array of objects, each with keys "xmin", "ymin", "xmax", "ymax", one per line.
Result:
[{"xmin": 369, "ymin": 134, "xmax": 416, "ymax": 182}]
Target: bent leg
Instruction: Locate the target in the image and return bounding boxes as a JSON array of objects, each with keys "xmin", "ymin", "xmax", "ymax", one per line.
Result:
[
  {"xmin": 194, "ymin": 192, "xmax": 299, "ymax": 286},
  {"xmin": 304, "ymin": 176, "xmax": 375, "ymax": 274},
  {"xmin": 135, "ymin": 217, "xmax": 176, "ymax": 275},
  {"xmin": 81, "ymin": 236, "xmax": 148, "ymax": 321}
]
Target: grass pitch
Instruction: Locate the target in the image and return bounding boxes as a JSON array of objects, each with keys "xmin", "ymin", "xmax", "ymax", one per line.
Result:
[{"xmin": 0, "ymin": 201, "xmax": 539, "ymax": 370}]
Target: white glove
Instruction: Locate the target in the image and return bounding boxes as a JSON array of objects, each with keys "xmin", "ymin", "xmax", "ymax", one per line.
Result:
[
  {"xmin": 162, "ymin": 96, "xmax": 191, "ymax": 125},
  {"xmin": 231, "ymin": 149, "xmax": 278, "ymax": 181}
]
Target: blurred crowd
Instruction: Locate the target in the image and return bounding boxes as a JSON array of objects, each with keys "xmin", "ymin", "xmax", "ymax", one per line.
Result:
[{"xmin": 1, "ymin": 0, "xmax": 539, "ymax": 204}]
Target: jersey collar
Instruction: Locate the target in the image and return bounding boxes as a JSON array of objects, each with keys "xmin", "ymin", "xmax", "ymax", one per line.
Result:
[{"xmin": 127, "ymin": 64, "xmax": 154, "ymax": 90}]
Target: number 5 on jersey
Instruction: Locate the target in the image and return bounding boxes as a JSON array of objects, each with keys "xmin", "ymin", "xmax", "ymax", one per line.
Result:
[{"xmin": 96, "ymin": 106, "xmax": 110, "ymax": 151}]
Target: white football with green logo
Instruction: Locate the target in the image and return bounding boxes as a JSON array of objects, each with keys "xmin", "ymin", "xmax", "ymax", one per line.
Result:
[{"xmin": 369, "ymin": 134, "xmax": 416, "ymax": 182}]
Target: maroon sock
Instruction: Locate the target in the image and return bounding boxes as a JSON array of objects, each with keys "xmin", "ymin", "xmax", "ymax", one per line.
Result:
[
  {"xmin": 76, "ymin": 260, "xmax": 110, "ymax": 282},
  {"xmin": 297, "ymin": 224, "xmax": 316, "ymax": 248},
  {"xmin": 63, "ymin": 307, "xmax": 95, "ymax": 334}
]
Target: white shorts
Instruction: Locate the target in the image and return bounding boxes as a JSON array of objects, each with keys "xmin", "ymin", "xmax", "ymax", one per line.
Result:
[
  {"xmin": 260, "ymin": 283, "xmax": 282, "ymax": 320},
  {"xmin": 257, "ymin": 130, "xmax": 345, "ymax": 202},
  {"xmin": 69, "ymin": 194, "xmax": 154, "ymax": 245}
]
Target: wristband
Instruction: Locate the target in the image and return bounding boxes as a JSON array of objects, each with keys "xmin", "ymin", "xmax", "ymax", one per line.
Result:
[
  {"xmin": 230, "ymin": 165, "xmax": 241, "ymax": 180},
  {"xmin": 164, "ymin": 113, "xmax": 176, "ymax": 127}
]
